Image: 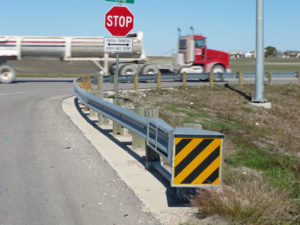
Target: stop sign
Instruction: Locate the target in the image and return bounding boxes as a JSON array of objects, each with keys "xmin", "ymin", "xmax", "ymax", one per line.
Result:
[{"xmin": 105, "ymin": 6, "xmax": 134, "ymax": 37}]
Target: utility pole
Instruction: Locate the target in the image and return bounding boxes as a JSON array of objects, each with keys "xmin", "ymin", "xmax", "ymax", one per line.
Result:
[{"xmin": 253, "ymin": 0, "xmax": 266, "ymax": 103}]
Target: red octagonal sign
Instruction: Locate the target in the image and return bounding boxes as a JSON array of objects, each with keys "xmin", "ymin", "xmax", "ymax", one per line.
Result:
[{"xmin": 105, "ymin": 6, "xmax": 134, "ymax": 37}]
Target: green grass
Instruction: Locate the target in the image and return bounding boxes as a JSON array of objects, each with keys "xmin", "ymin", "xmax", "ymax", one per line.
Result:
[
  {"xmin": 202, "ymin": 117, "xmax": 300, "ymax": 198},
  {"xmin": 226, "ymin": 138, "xmax": 300, "ymax": 198},
  {"xmin": 202, "ymin": 119, "xmax": 242, "ymax": 135},
  {"xmin": 187, "ymin": 112, "xmax": 212, "ymax": 118},
  {"xmin": 231, "ymin": 58, "xmax": 300, "ymax": 72},
  {"xmin": 165, "ymin": 104, "xmax": 188, "ymax": 114}
]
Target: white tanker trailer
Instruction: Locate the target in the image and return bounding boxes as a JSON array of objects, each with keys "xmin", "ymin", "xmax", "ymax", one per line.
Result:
[
  {"xmin": 0, "ymin": 29, "xmax": 231, "ymax": 84},
  {"xmin": 0, "ymin": 32, "xmax": 153, "ymax": 83}
]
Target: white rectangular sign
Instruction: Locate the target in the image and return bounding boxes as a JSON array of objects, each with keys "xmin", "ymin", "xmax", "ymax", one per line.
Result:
[{"xmin": 104, "ymin": 37, "xmax": 133, "ymax": 53}]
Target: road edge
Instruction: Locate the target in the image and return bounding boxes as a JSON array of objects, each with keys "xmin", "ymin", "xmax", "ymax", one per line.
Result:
[{"xmin": 62, "ymin": 96, "xmax": 196, "ymax": 225}]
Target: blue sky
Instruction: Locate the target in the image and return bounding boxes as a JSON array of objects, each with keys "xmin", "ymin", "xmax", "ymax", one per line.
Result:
[{"xmin": 1, "ymin": 0, "xmax": 300, "ymax": 55}]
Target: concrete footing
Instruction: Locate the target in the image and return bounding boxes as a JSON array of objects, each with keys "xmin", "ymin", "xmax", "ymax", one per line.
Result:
[{"xmin": 250, "ymin": 102, "xmax": 272, "ymax": 109}]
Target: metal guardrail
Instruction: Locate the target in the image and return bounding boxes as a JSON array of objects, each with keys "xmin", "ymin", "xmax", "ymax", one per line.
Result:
[
  {"xmin": 74, "ymin": 79, "xmax": 174, "ymax": 163},
  {"xmin": 89, "ymin": 72, "xmax": 298, "ymax": 84},
  {"xmin": 74, "ymin": 78, "xmax": 225, "ymax": 187},
  {"xmin": 241, "ymin": 72, "xmax": 297, "ymax": 79}
]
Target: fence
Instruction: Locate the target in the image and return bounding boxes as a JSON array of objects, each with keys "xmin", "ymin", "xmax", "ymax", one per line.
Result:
[{"xmin": 87, "ymin": 71, "xmax": 300, "ymax": 89}]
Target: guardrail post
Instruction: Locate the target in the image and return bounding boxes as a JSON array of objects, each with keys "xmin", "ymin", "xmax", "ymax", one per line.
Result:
[
  {"xmin": 298, "ymin": 71, "xmax": 300, "ymax": 85},
  {"xmin": 97, "ymin": 74, "xmax": 100, "ymax": 91},
  {"xmin": 145, "ymin": 107, "xmax": 161, "ymax": 169},
  {"xmin": 239, "ymin": 71, "xmax": 243, "ymax": 87},
  {"xmin": 182, "ymin": 72, "xmax": 187, "ymax": 87},
  {"xmin": 132, "ymin": 107, "xmax": 145, "ymax": 149},
  {"xmin": 267, "ymin": 72, "xmax": 272, "ymax": 85},
  {"xmin": 209, "ymin": 71, "xmax": 214, "ymax": 87},
  {"xmin": 145, "ymin": 146, "xmax": 160, "ymax": 170},
  {"xmin": 113, "ymin": 99, "xmax": 124, "ymax": 135},
  {"xmin": 157, "ymin": 72, "xmax": 161, "ymax": 90},
  {"xmin": 98, "ymin": 98, "xmax": 110, "ymax": 125},
  {"xmin": 134, "ymin": 72, "xmax": 138, "ymax": 91},
  {"xmin": 183, "ymin": 123, "xmax": 202, "ymax": 129},
  {"xmin": 87, "ymin": 91, "xmax": 97, "ymax": 117}
]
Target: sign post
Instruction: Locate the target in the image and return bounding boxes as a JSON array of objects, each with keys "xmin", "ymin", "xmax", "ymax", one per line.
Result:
[{"xmin": 105, "ymin": 5, "xmax": 134, "ymax": 100}]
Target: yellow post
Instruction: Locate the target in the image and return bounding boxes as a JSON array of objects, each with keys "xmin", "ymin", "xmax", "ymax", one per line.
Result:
[
  {"xmin": 157, "ymin": 72, "xmax": 161, "ymax": 90},
  {"xmin": 209, "ymin": 71, "xmax": 214, "ymax": 87},
  {"xmin": 87, "ymin": 76, "xmax": 91, "ymax": 88},
  {"xmin": 97, "ymin": 74, "xmax": 101, "ymax": 91},
  {"xmin": 134, "ymin": 72, "xmax": 138, "ymax": 91},
  {"xmin": 183, "ymin": 72, "xmax": 187, "ymax": 87},
  {"xmin": 239, "ymin": 71, "xmax": 243, "ymax": 87},
  {"xmin": 267, "ymin": 71, "xmax": 272, "ymax": 85}
]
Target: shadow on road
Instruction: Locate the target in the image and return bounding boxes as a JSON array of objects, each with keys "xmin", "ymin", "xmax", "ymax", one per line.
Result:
[{"xmin": 74, "ymin": 98, "xmax": 195, "ymax": 207}]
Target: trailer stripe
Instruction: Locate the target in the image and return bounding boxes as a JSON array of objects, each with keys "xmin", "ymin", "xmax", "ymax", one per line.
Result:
[
  {"xmin": 0, "ymin": 45, "xmax": 16, "ymax": 47},
  {"xmin": 21, "ymin": 45, "xmax": 65, "ymax": 47}
]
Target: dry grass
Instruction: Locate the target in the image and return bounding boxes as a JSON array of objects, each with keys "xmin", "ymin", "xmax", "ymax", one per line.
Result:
[
  {"xmin": 125, "ymin": 84, "xmax": 300, "ymax": 156},
  {"xmin": 122, "ymin": 84, "xmax": 300, "ymax": 224},
  {"xmin": 191, "ymin": 176, "xmax": 298, "ymax": 225}
]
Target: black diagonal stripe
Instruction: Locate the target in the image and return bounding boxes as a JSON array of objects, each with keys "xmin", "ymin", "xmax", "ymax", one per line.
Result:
[
  {"xmin": 203, "ymin": 167, "xmax": 219, "ymax": 184},
  {"xmin": 175, "ymin": 139, "xmax": 213, "ymax": 177},
  {"xmin": 176, "ymin": 139, "xmax": 192, "ymax": 155},
  {"xmin": 181, "ymin": 146, "xmax": 220, "ymax": 184}
]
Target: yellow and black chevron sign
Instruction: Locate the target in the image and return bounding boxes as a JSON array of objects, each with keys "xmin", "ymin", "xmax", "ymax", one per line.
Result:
[{"xmin": 172, "ymin": 137, "xmax": 223, "ymax": 186}]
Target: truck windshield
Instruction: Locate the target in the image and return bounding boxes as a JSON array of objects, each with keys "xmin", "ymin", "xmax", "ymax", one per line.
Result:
[
  {"xmin": 179, "ymin": 40, "xmax": 187, "ymax": 49},
  {"xmin": 195, "ymin": 39, "xmax": 204, "ymax": 48}
]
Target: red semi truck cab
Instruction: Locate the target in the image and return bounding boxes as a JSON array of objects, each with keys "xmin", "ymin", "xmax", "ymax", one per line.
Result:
[{"xmin": 178, "ymin": 34, "xmax": 231, "ymax": 73}]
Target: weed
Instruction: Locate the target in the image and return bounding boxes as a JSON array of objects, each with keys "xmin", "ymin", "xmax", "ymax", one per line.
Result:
[{"xmin": 191, "ymin": 175, "xmax": 298, "ymax": 225}]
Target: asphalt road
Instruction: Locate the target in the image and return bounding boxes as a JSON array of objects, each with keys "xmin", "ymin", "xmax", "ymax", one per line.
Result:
[{"xmin": 0, "ymin": 79, "xmax": 160, "ymax": 225}]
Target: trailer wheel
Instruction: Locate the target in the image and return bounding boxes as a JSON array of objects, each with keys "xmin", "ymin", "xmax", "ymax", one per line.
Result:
[
  {"xmin": 0, "ymin": 64, "xmax": 16, "ymax": 84},
  {"xmin": 141, "ymin": 64, "xmax": 159, "ymax": 75},
  {"xmin": 212, "ymin": 64, "xmax": 225, "ymax": 74},
  {"xmin": 119, "ymin": 64, "xmax": 138, "ymax": 75}
]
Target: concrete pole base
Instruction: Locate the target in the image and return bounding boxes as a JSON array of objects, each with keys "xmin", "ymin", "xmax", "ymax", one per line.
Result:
[{"xmin": 250, "ymin": 102, "xmax": 272, "ymax": 109}]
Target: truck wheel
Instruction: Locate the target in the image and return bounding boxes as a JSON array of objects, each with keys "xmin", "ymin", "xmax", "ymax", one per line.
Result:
[
  {"xmin": 212, "ymin": 65, "xmax": 225, "ymax": 74},
  {"xmin": 119, "ymin": 64, "xmax": 138, "ymax": 75},
  {"xmin": 141, "ymin": 64, "xmax": 159, "ymax": 74},
  {"xmin": 0, "ymin": 64, "xmax": 16, "ymax": 83}
]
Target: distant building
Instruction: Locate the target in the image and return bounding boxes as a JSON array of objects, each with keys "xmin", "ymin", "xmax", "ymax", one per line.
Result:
[
  {"xmin": 244, "ymin": 51, "xmax": 256, "ymax": 58},
  {"xmin": 283, "ymin": 51, "xmax": 300, "ymax": 58},
  {"xmin": 229, "ymin": 50, "xmax": 244, "ymax": 59}
]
